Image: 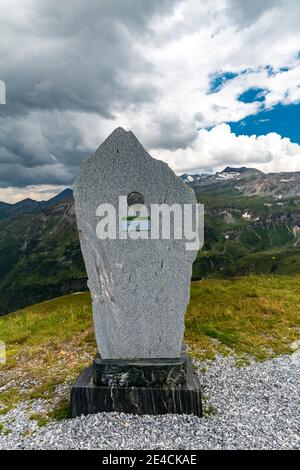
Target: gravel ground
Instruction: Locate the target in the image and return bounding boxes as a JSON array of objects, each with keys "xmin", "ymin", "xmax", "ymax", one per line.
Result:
[{"xmin": 0, "ymin": 354, "xmax": 299, "ymax": 450}]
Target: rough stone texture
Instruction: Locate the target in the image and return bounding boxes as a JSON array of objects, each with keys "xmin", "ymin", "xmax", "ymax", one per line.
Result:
[
  {"xmin": 74, "ymin": 127, "xmax": 198, "ymax": 359},
  {"xmin": 93, "ymin": 354, "xmax": 186, "ymax": 387},
  {"xmin": 71, "ymin": 351, "xmax": 202, "ymax": 417}
]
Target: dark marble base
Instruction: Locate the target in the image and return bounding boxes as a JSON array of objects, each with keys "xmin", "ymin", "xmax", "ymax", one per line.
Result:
[
  {"xmin": 71, "ymin": 352, "xmax": 202, "ymax": 417},
  {"xmin": 93, "ymin": 353, "xmax": 186, "ymax": 387}
]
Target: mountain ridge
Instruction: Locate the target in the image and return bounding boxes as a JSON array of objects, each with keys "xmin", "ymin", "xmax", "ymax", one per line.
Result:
[
  {"xmin": 2, "ymin": 167, "xmax": 300, "ymax": 214},
  {"xmin": 0, "ymin": 167, "xmax": 300, "ymax": 315},
  {"xmin": 180, "ymin": 167, "xmax": 300, "ymax": 198},
  {"xmin": 0, "ymin": 188, "xmax": 73, "ymax": 220}
]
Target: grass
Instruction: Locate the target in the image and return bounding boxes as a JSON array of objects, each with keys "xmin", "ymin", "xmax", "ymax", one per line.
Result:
[
  {"xmin": 1, "ymin": 291, "xmax": 92, "ymax": 347},
  {"xmin": 186, "ymin": 275, "xmax": 300, "ymax": 360},
  {"xmin": 0, "ymin": 275, "xmax": 299, "ymax": 418},
  {"xmin": 0, "ymin": 423, "xmax": 12, "ymax": 436},
  {"xmin": 0, "ymin": 292, "xmax": 96, "ymax": 416}
]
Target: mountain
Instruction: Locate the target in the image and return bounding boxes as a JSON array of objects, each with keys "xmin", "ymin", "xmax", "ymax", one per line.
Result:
[
  {"xmin": 180, "ymin": 167, "xmax": 300, "ymax": 197},
  {"xmin": 180, "ymin": 173, "xmax": 203, "ymax": 183},
  {"xmin": 0, "ymin": 198, "xmax": 39, "ymax": 220},
  {"xmin": 43, "ymin": 188, "xmax": 73, "ymax": 207},
  {"xmin": 180, "ymin": 168, "xmax": 300, "ymax": 279},
  {"xmin": 220, "ymin": 166, "xmax": 263, "ymax": 175},
  {"xmin": 0, "ymin": 168, "xmax": 300, "ymax": 315},
  {"xmin": 0, "ymin": 192, "xmax": 86, "ymax": 315},
  {"xmin": 0, "ymin": 188, "xmax": 73, "ymax": 220}
]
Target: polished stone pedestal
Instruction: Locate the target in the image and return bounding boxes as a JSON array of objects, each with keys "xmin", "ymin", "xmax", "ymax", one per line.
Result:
[
  {"xmin": 71, "ymin": 349, "xmax": 202, "ymax": 417},
  {"xmin": 93, "ymin": 352, "xmax": 186, "ymax": 387}
]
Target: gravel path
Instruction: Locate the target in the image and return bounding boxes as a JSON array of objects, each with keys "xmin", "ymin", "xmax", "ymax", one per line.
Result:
[{"xmin": 0, "ymin": 354, "xmax": 299, "ymax": 450}]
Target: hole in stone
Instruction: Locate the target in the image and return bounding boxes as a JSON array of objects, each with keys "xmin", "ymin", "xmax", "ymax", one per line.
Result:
[{"xmin": 127, "ymin": 192, "xmax": 145, "ymax": 207}]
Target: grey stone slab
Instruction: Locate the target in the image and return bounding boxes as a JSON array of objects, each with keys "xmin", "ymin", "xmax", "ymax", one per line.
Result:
[
  {"xmin": 71, "ymin": 352, "xmax": 202, "ymax": 417},
  {"xmin": 74, "ymin": 127, "xmax": 199, "ymax": 359}
]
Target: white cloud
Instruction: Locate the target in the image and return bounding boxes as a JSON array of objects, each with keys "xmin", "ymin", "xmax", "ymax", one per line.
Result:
[{"xmin": 153, "ymin": 123, "xmax": 300, "ymax": 173}]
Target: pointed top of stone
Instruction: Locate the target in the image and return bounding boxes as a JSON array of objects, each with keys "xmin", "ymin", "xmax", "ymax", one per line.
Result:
[
  {"xmin": 103, "ymin": 126, "xmax": 129, "ymax": 141},
  {"xmin": 97, "ymin": 126, "xmax": 142, "ymax": 150},
  {"xmin": 80, "ymin": 126, "xmax": 157, "ymax": 175}
]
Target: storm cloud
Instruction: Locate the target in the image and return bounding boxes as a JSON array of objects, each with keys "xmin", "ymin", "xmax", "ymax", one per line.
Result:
[
  {"xmin": 0, "ymin": 0, "xmax": 178, "ymax": 188},
  {"xmin": 2, "ymin": 0, "xmax": 175, "ymax": 117}
]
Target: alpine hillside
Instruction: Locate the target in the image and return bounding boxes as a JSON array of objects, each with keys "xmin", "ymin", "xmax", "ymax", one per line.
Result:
[{"xmin": 0, "ymin": 167, "xmax": 300, "ymax": 315}]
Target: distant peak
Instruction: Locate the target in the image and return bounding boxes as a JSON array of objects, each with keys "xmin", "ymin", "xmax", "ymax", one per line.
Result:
[
  {"xmin": 57, "ymin": 188, "xmax": 73, "ymax": 196},
  {"xmin": 222, "ymin": 167, "xmax": 244, "ymax": 173},
  {"xmin": 45, "ymin": 188, "xmax": 73, "ymax": 206},
  {"xmin": 15, "ymin": 198, "xmax": 37, "ymax": 206},
  {"xmin": 221, "ymin": 166, "xmax": 263, "ymax": 174}
]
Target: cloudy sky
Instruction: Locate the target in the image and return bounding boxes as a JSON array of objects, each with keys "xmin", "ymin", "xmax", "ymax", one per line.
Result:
[{"xmin": 1, "ymin": 0, "xmax": 300, "ymax": 202}]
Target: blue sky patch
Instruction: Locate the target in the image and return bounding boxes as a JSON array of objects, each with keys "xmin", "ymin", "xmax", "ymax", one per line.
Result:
[
  {"xmin": 238, "ymin": 87, "xmax": 267, "ymax": 103},
  {"xmin": 208, "ymin": 71, "xmax": 239, "ymax": 93},
  {"xmin": 229, "ymin": 103, "xmax": 300, "ymax": 144}
]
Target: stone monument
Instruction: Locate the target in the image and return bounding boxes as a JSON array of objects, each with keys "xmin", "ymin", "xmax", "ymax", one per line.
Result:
[{"xmin": 71, "ymin": 127, "xmax": 202, "ymax": 417}]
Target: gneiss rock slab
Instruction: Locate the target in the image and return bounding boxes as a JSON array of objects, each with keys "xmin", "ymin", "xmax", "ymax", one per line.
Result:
[{"xmin": 74, "ymin": 127, "xmax": 199, "ymax": 359}]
